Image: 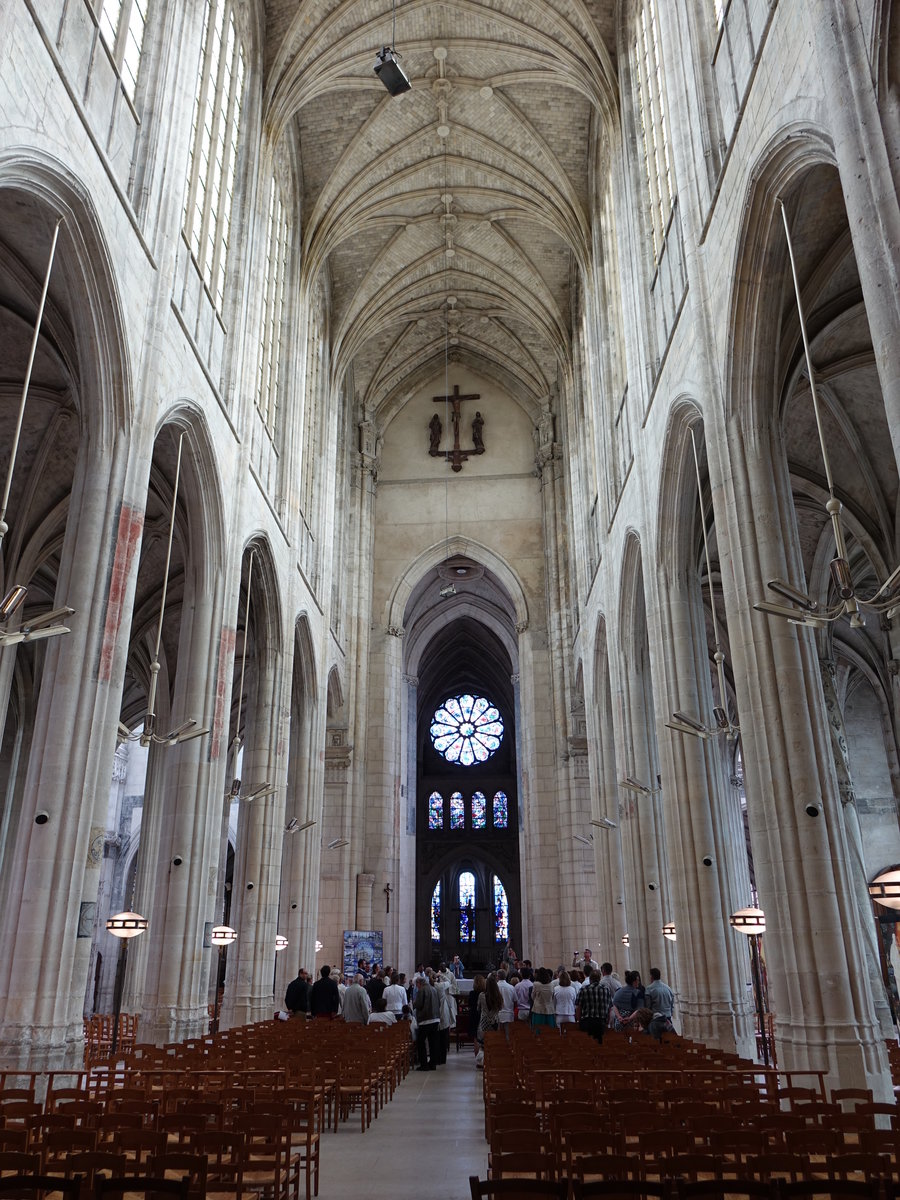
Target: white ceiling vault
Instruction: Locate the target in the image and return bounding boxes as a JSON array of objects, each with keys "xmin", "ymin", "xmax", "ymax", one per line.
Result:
[{"xmin": 264, "ymin": 0, "xmax": 618, "ymax": 415}]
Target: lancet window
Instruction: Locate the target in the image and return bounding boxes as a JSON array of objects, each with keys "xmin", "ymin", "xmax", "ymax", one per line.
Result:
[
  {"xmin": 256, "ymin": 177, "xmax": 289, "ymax": 433},
  {"xmin": 634, "ymin": 0, "xmax": 674, "ymax": 260},
  {"xmin": 183, "ymin": 0, "xmax": 246, "ymax": 310},
  {"xmin": 95, "ymin": 0, "xmax": 148, "ymax": 101}
]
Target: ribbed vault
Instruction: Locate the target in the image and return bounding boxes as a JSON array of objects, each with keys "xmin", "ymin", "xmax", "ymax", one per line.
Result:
[{"xmin": 264, "ymin": 0, "xmax": 617, "ymax": 412}]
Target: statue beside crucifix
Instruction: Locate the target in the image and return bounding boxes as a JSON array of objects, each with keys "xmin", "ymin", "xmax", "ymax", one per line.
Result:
[{"xmin": 428, "ymin": 384, "xmax": 485, "ymax": 471}]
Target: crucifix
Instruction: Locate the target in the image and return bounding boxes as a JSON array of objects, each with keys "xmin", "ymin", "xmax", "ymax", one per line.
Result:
[
  {"xmin": 384, "ymin": 882, "xmax": 392, "ymax": 913},
  {"xmin": 430, "ymin": 384, "xmax": 484, "ymax": 472}
]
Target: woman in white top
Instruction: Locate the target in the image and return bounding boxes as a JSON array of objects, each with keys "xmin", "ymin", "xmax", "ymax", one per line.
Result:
[{"xmin": 553, "ymin": 970, "xmax": 577, "ymax": 1024}]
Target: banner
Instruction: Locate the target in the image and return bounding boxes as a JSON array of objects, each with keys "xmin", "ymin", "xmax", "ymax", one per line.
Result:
[{"xmin": 342, "ymin": 929, "xmax": 383, "ymax": 979}]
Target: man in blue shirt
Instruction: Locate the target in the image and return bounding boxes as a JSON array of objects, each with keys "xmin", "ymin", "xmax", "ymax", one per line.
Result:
[{"xmin": 645, "ymin": 966, "xmax": 675, "ymax": 1039}]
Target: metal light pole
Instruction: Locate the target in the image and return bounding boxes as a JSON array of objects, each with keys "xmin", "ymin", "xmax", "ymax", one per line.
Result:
[
  {"xmin": 210, "ymin": 925, "xmax": 237, "ymax": 1034},
  {"xmin": 106, "ymin": 910, "xmax": 148, "ymax": 1059},
  {"xmin": 730, "ymin": 906, "xmax": 769, "ymax": 1066},
  {"xmin": 868, "ymin": 868, "xmax": 900, "ymax": 1027}
]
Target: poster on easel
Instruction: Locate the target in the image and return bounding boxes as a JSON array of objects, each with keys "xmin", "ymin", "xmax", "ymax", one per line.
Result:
[{"xmin": 342, "ymin": 930, "xmax": 383, "ymax": 980}]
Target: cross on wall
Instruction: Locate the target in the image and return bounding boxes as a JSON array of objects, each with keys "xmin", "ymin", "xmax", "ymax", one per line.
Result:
[{"xmin": 430, "ymin": 385, "xmax": 485, "ymax": 472}]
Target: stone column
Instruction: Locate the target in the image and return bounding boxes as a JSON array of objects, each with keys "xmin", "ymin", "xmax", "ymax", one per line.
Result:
[
  {"xmin": 584, "ymin": 645, "xmax": 627, "ymax": 963},
  {"xmin": 130, "ymin": 565, "xmax": 228, "ymax": 1044},
  {"xmin": 656, "ymin": 563, "xmax": 755, "ymax": 1055},
  {"xmin": 819, "ymin": 657, "xmax": 895, "ymax": 1039},
  {"xmin": 615, "ymin": 620, "xmax": 669, "ymax": 977},
  {"xmin": 0, "ymin": 431, "xmax": 135, "ymax": 1066},
  {"xmin": 811, "ymin": 1, "xmax": 900, "ymax": 470},
  {"xmin": 714, "ymin": 414, "xmax": 891, "ymax": 1092},
  {"xmin": 223, "ymin": 650, "xmax": 291, "ymax": 1028}
]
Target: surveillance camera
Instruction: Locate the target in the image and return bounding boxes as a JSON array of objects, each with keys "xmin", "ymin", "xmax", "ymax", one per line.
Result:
[
  {"xmin": 805, "ymin": 803, "xmax": 820, "ymax": 818},
  {"xmin": 702, "ymin": 855, "xmax": 713, "ymax": 867},
  {"xmin": 246, "ymin": 881, "xmax": 254, "ymax": 890},
  {"xmin": 172, "ymin": 855, "xmax": 183, "ymax": 867},
  {"xmin": 34, "ymin": 811, "xmax": 49, "ymax": 826},
  {"xmin": 291, "ymin": 902, "xmax": 298, "ymax": 910},
  {"xmin": 648, "ymin": 881, "xmax": 658, "ymax": 891}
]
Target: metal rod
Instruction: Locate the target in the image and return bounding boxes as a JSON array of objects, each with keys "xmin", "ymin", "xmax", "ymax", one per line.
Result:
[
  {"xmin": 392, "ymin": 0, "xmax": 396, "ymax": 49},
  {"xmin": 691, "ymin": 427, "xmax": 732, "ymax": 720},
  {"xmin": 147, "ymin": 432, "xmax": 185, "ymax": 723},
  {"xmin": 0, "ymin": 219, "xmax": 63, "ymax": 546},
  {"xmin": 110, "ymin": 936, "xmax": 128, "ymax": 1061},
  {"xmin": 232, "ymin": 549, "xmax": 256, "ymax": 766},
  {"xmin": 213, "ymin": 945, "xmax": 225, "ymax": 1034},
  {"xmin": 751, "ymin": 933, "xmax": 769, "ymax": 1067},
  {"xmin": 778, "ymin": 199, "xmax": 849, "ymax": 563}
]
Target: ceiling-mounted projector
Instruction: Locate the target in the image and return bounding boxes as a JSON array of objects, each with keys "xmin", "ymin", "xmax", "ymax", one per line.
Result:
[{"xmin": 374, "ymin": 46, "xmax": 411, "ymax": 95}]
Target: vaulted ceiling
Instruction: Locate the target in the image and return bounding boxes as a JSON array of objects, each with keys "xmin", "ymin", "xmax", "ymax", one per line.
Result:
[{"xmin": 264, "ymin": 0, "xmax": 618, "ymax": 414}]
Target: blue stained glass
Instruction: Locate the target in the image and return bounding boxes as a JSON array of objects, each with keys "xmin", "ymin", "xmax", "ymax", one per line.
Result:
[
  {"xmin": 459, "ymin": 871, "xmax": 475, "ymax": 942},
  {"xmin": 493, "ymin": 791, "xmax": 508, "ymax": 829},
  {"xmin": 450, "ymin": 791, "xmax": 465, "ymax": 829},
  {"xmin": 471, "ymin": 791, "xmax": 486, "ymax": 829},
  {"xmin": 493, "ymin": 876, "xmax": 509, "ymax": 942},
  {"xmin": 428, "ymin": 791, "xmax": 444, "ymax": 830},
  {"xmin": 430, "ymin": 693, "xmax": 504, "ymax": 765},
  {"xmin": 431, "ymin": 881, "xmax": 441, "ymax": 942}
]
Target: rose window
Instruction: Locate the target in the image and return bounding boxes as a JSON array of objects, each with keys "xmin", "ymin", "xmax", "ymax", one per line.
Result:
[{"xmin": 430, "ymin": 693, "xmax": 503, "ymax": 765}]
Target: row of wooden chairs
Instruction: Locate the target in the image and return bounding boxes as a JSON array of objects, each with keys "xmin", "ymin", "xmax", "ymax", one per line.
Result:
[
  {"xmin": 83, "ymin": 1017, "xmax": 139, "ymax": 1067},
  {"xmin": 0, "ymin": 1174, "xmax": 190, "ymax": 1200},
  {"xmin": 0, "ymin": 1092, "xmax": 321, "ymax": 1200},
  {"xmin": 470, "ymin": 1179, "xmax": 896, "ymax": 1200},
  {"xmin": 479, "ymin": 1028, "xmax": 900, "ymax": 1195}
]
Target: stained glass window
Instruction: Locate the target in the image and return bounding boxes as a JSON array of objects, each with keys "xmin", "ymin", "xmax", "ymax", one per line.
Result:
[
  {"xmin": 450, "ymin": 792, "xmax": 465, "ymax": 830},
  {"xmin": 431, "ymin": 881, "xmax": 441, "ymax": 942},
  {"xmin": 430, "ymin": 694, "xmax": 504, "ymax": 765},
  {"xmin": 493, "ymin": 791, "xmax": 508, "ymax": 829},
  {"xmin": 459, "ymin": 871, "xmax": 476, "ymax": 942},
  {"xmin": 428, "ymin": 791, "xmax": 444, "ymax": 830},
  {"xmin": 493, "ymin": 876, "xmax": 509, "ymax": 943},
  {"xmin": 471, "ymin": 791, "xmax": 487, "ymax": 829}
]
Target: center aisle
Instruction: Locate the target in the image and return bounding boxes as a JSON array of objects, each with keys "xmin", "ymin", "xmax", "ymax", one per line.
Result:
[{"xmin": 316, "ymin": 1044, "xmax": 488, "ymax": 1198}]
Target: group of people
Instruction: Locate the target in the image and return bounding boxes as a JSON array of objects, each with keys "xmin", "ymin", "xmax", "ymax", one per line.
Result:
[
  {"xmin": 467, "ymin": 953, "xmax": 676, "ymax": 1063},
  {"xmin": 283, "ymin": 960, "xmax": 462, "ymax": 1072},
  {"xmin": 283, "ymin": 948, "xmax": 677, "ymax": 1075}
]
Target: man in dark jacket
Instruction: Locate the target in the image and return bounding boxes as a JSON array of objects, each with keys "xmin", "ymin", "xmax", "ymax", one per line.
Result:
[
  {"xmin": 309, "ymin": 964, "xmax": 340, "ymax": 1018},
  {"xmin": 284, "ymin": 967, "xmax": 310, "ymax": 1018},
  {"xmin": 413, "ymin": 974, "xmax": 441, "ymax": 1070}
]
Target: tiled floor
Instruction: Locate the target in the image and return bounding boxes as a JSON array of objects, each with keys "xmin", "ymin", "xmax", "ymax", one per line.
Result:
[{"xmin": 317, "ymin": 1044, "xmax": 488, "ymax": 1199}]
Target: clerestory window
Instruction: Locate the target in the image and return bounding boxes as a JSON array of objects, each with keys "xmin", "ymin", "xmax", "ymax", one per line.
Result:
[
  {"xmin": 256, "ymin": 177, "xmax": 290, "ymax": 434},
  {"xmin": 634, "ymin": 0, "xmax": 675, "ymax": 261},
  {"xmin": 95, "ymin": 0, "xmax": 148, "ymax": 102},
  {"xmin": 183, "ymin": 0, "xmax": 246, "ymax": 311}
]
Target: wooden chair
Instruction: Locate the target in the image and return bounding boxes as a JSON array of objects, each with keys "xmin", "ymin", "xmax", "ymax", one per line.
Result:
[
  {"xmin": 0, "ymin": 1154, "xmax": 42, "ymax": 1179},
  {"xmin": 0, "ymin": 1174, "xmax": 83, "ymax": 1200},
  {"xmin": 570, "ymin": 1182, "xmax": 672, "ymax": 1200},
  {"xmin": 570, "ymin": 1153, "xmax": 644, "ymax": 1184},
  {"xmin": 93, "ymin": 1175, "xmax": 191, "ymax": 1200},
  {"xmin": 41, "ymin": 1130, "xmax": 99, "ymax": 1171},
  {"xmin": 676, "ymin": 1182, "xmax": 775, "ymax": 1200},
  {"xmin": 101, "ymin": 1133, "xmax": 165, "ymax": 1175},
  {"xmin": 147, "ymin": 1154, "xmax": 207, "ymax": 1200},
  {"xmin": 490, "ymin": 1152, "xmax": 558, "ymax": 1184},
  {"xmin": 658, "ymin": 1154, "xmax": 723, "ymax": 1183},
  {"xmin": 776, "ymin": 1182, "xmax": 885, "ymax": 1200},
  {"xmin": 0, "ymin": 1134, "xmax": 29, "ymax": 1155},
  {"xmin": 469, "ymin": 1178, "xmax": 568, "ymax": 1199},
  {"xmin": 233, "ymin": 1114, "xmax": 299, "ymax": 1200},
  {"xmin": 744, "ymin": 1154, "xmax": 806, "ymax": 1184},
  {"xmin": 64, "ymin": 1152, "xmax": 127, "ymax": 1197}
]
